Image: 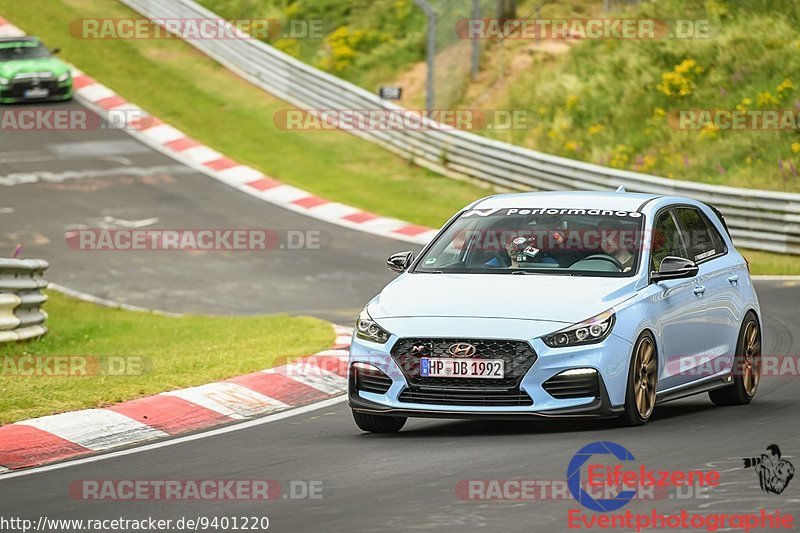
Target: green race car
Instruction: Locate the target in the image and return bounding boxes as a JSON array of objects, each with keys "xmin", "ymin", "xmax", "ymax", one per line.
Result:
[{"xmin": 0, "ymin": 36, "xmax": 73, "ymax": 104}]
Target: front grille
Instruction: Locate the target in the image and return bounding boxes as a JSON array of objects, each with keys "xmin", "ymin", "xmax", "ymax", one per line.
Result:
[
  {"xmin": 399, "ymin": 388, "xmax": 533, "ymax": 406},
  {"xmin": 3, "ymin": 80, "xmax": 68, "ymax": 98},
  {"xmin": 391, "ymin": 337, "xmax": 537, "ymax": 389},
  {"xmin": 543, "ymin": 371, "xmax": 600, "ymax": 399},
  {"xmin": 352, "ymin": 365, "xmax": 392, "ymax": 394}
]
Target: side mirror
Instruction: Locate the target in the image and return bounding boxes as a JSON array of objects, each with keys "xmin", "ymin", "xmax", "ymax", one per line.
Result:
[
  {"xmin": 651, "ymin": 256, "xmax": 699, "ymax": 282},
  {"xmin": 51, "ymin": 47, "xmax": 61, "ymax": 55},
  {"xmin": 387, "ymin": 251, "xmax": 414, "ymax": 273}
]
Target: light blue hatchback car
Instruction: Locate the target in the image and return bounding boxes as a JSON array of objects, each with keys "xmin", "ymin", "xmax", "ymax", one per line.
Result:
[{"xmin": 349, "ymin": 191, "xmax": 762, "ymax": 432}]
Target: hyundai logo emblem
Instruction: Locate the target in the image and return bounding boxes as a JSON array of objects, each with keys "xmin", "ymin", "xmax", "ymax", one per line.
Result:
[{"xmin": 448, "ymin": 343, "xmax": 477, "ymax": 357}]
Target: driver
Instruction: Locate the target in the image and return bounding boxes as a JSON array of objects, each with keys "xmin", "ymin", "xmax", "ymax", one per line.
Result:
[
  {"xmin": 484, "ymin": 229, "xmax": 558, "ymax": 268},
  {"xmin": 597, "ymin": 219, "xmax": 635, "ymax": 272}
]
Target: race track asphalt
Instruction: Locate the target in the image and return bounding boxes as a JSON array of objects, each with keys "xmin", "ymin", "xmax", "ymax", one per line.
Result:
[
  {"xmin": 0, "ymin": 100, "xmax": 413, "ymax": 323},
  {"xmin": 1, "ymin": 99, "xmax": 799, "ymax": 532}
]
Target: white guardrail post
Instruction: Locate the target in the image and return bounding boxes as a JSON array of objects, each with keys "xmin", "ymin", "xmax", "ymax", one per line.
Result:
[
  {"xmin": 0, "ymin": 259, "xmax": 49, "ymax": 343},
  {"xmin": 120, "ymin": 0, "xmax": 800, "ymax": 255}
]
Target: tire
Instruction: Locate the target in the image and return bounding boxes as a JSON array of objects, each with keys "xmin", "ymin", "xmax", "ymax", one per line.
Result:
[
  {"xmin": 709, "ymin": 312, "xmax": 761, "ymax": 406},
  {"xmin": 618, "ymin": 331, "xmax": 658, "ymax": 427},
  {"xmin": 352, "ymin": 410, "xmax": 406, "ymax": 433}
]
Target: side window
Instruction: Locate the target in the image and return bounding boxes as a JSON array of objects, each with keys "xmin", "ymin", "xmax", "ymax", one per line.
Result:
[
  {"xmin": 651, "ymin": 210, "xmax": 686, "ymax": 271},
  {"xmin": 673, "ymin": 207, "xmax": 726, "ymax": 263}
]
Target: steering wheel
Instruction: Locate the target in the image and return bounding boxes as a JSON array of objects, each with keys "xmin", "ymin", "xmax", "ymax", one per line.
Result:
[{"xmin": 582, "ymin": 253, "xmax": 625, "ymax": 271}]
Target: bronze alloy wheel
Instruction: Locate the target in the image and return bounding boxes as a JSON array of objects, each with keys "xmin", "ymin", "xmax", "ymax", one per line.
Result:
[
  {"xmin": 633, "ymin": 336, "xmax": 658, "ymax": 419},
  {"xmin": 709, "ymin": 312, "xmax": 761, "ymax": 406},
  {"xmin": 741, "ymin": 321, "xmax": 762, "ymax": 397}
]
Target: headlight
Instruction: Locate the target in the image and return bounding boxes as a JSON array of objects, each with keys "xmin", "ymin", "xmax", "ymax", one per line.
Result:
[
  {"xmin": 355, "ymin": 308, "xmax": 391, "ymax": 344},
  {"xmin": 543, "ymin": 310, "xmax": 615, "ymax": 348},
  {"xmin": 0, "ymin": 77, "xmax": 9, "ymax": 85},
  {"xmin": 57, "ymin": 72, "xmax": 71, "ymax": 82}
]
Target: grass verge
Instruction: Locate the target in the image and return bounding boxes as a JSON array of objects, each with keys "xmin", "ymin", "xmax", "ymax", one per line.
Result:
[
  {"xmin": 0, "ymin": 0, "xmax": 796, "ymax": 275},
  {"xmin": 0, "ymin": 291, "xmax": 333, "ymax": 425},
  {"xmin": 740, "ymin": 249, "xmax": 800, "ymax": 277}
]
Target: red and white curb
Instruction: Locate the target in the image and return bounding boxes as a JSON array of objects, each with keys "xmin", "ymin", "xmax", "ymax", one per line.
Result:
[
  {"xmin": 78, "ymin": 83, "xmax": 438, "ymax": 244},
  {"xmin": 0, "ymin": 15, "xmax": 437, "ymax": 244},
  {"xmin": 0, "ymin": 325, "xmax": 352, "ymax": 472},
  {"xmin": 73, "ymin": 71, "xmax": 437, "ymax": 245},
  {"xmin": 0, "ymin": 17, "xmax": 23, "ymax": 37}
]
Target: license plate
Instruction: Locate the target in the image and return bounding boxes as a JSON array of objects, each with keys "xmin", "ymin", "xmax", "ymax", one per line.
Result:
[
  {"xmin": 420, "ymin": 358, "xmax": 504, "ymax": 379},
  {"xmin": 24, "ymin": 88, "xmax": 49, "ymax": 99}
]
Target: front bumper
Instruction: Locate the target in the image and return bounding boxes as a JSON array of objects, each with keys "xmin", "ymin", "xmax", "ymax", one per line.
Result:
[
  {"xmin": 348, "ymin": 324, "xmax": 633, "ymax": 420},
  {"xmin": 349, "ymin": 377, "xmax": 623, "ymax": 420},
  {"xmin": 0, "ymin": 81, "xmax": 73, "ymax": 103}
]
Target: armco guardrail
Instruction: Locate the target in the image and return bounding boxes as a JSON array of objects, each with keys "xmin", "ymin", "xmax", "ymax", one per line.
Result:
[
  {"xmin": 121, "ymin": 0, "xmax": 800, "ymax": 254},
  {"xmin": 0, "ymin": 259, "xmax": 49, "ymax": 343}
]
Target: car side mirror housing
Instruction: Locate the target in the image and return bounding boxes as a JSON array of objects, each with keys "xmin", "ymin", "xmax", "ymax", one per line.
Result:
[
  {"xmin": 387, "ymin": 251, "xmax": 414, "ymax": 273},
  {"xmin": 651, "ymin": 256, "xmax": 699, "ymax": 282}
]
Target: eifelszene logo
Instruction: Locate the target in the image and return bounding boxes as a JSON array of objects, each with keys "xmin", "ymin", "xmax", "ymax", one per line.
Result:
[
  {"xmin": 567, "ymin": 441, "xmax": 637, "ymax": 512},
  {"xmin": 743, "ymin": 444, "xmax": 795, "ymax": 495},
  {"xmin": 566, "ymin": 441, "xmax": 720, "ymax": 513}
]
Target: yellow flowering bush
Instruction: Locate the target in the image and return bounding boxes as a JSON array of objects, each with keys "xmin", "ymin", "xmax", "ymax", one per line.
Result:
[
  {"xmin": 657, "ymin": 59, "xmax": 704, "ymax": 99},
  {"xmin": 273, "ymin": 39, "xmax": 299, "ymax": 57},
  {"xmin": 699, "ymin": 123, "xmax": 719, "ymax": 140},
  {"xmin": 776, "ymin": 78, "xmax": 794, "ymax": 98},
  {"xmin": 637, "ymin": 154, "xmax": 657, "ymax": 172},
  {"xmin": 705, "ymin": 0, "xmax": 729, "ymax": 18},
  {"xmin": 316, "ymin": 26, "xmax": 391, "ymax": 72},
  {"xmin": 735, "ymin": 97, "xmax": 752, "ymax": 112},
  {"xmin": 756, "ymin": 91, "xmax": 780, "ymax": 107},
  {"xmin": 609, "ymin": 145, "xmax": 633, "ymax": 169},
  {"xmin": 565, "ymin": 94, "xmax": 579, "ymax": 110}
]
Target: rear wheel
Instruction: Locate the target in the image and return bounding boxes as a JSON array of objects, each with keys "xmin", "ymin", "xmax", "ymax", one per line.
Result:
[
  {"xmin": 618, "ymin": 332, "xmax": 658, "ymax": 426},
  {"xmin": 352, "ymin": 410, "xmax": 406, "ymax": 433},
  {"xmin": 709, "ymin": 312, "xmax": 761, "ymax": 406}
]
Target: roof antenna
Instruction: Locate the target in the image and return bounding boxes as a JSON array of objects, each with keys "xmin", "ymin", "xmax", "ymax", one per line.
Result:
[{"xmin": 615, "ymin": 185, "xmax": 626, "ymax": 193}]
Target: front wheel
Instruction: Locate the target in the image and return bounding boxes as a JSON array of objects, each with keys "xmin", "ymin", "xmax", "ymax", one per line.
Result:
[
  {"xmin": 617, "ymin": 332, "xmax": 658, "ymax": 427},
  {"xmin": 352, "ymin": 410, "xmax": 406, "ymax": 433},
  {"xmin": 709, "ymin": 312, "xmax": 761, "ymax": 406}
]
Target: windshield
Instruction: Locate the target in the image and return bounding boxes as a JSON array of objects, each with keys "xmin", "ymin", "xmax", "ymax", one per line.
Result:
[
  {"xmin": 415, "ymin": 207, "xmax": 645, "ymax": 277},
  {"xmin": 0, "ymin": 42, "xmax": 51, "ymax": 62}
]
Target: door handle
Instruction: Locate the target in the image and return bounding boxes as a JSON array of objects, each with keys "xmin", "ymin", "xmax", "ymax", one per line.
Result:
[
  {"xmin": 727, "ymin": 275, "xmax": 739, "ymax": 285},
  {"xmin": 693, "ymin": 286, "xmax": 706, "ymax": 296}
]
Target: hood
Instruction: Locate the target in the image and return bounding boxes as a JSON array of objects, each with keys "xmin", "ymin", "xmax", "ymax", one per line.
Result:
[
  {"xmin": 369, "ymin": 272, "xmax": 638, "ymax": 325},
  {"xmin": 0, "ymin": 57, "xmax": 70, "ymax": 79}
]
